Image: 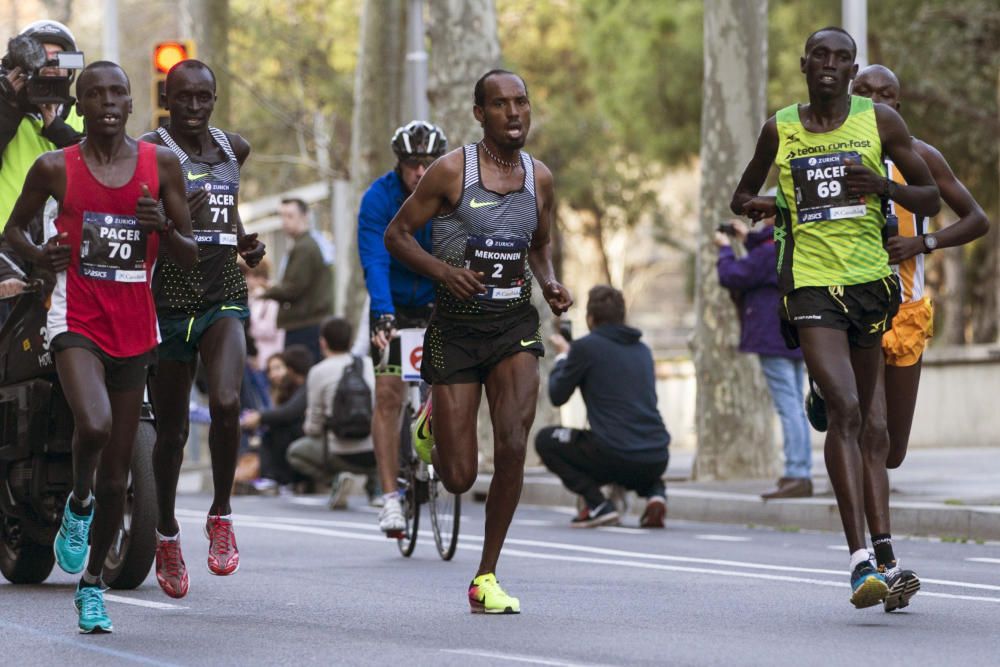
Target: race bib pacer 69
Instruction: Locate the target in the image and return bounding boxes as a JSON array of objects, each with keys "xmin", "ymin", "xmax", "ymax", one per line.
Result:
[
  {"xmin": 463, "ymin": 235, "xmax": 528, "ymax": 301},
  {"xmin": 188, "ymin": 179, "xmax": 238, "ymax": 246},
  {"xmin": 791, "ymin": 151, "xmax": 868, "ymax": 223},
  {"xmin": 79, "ymin": 211, "xmax": 148, "ymax": 283}
]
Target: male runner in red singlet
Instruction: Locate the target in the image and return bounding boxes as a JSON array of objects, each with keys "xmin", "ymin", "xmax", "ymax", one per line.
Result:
[{"xmin": 5, "ymin": 61, "xmax": 197, "ymax": 633}]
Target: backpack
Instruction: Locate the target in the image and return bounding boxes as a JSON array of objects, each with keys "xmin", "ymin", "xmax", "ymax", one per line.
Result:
[{"xmin": 327, "ymin": 356, "xmax": 373, "ymax": 439}]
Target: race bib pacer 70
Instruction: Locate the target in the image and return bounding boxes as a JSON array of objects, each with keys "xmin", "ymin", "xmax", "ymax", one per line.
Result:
[
  {"xmin": 791, "ymin": 151, "xmax": 868, "ymax": 223},
  {"xmin": 463, "ymin": 235, "xmax": 528, "ymax": 301},
  {"xmin": 79, "ymin": 211, "xmax": 148, "ymax": 283},
  {"xmin": 188, "ymin": 179, "xmax": 238, "ymax": 246}
]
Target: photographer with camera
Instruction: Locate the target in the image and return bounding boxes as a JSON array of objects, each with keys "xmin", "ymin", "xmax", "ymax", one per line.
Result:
[{"xmin": 714, "ymin": 207, "xmax": 813, "ymax": 500}]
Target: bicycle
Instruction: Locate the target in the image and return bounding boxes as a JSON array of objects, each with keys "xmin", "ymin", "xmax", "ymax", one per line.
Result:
[{"xmin": 382, "ymin": 328, "xmax": 460, "ymax": 560}]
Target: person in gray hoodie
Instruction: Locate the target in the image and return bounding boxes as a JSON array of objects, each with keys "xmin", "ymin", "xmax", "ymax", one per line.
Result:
[{"xmin": 535, "ymin": 285, "xmax": 670, "ymax": 528}]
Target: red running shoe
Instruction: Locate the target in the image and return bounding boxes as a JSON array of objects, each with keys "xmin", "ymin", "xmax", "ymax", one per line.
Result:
[
  {"xmin": 204, "ymin": 515, "xmax": 240, "ymax": 575},
  {"xmin": 639, "ymin": 496, "xmax": 667, "ymax": 528},
  {"xmin": 155, "ymin": 534, "xmax": 190, "ymax": 598}
]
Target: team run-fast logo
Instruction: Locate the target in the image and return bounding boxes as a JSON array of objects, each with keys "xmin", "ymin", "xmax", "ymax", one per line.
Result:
[{"xmin": 786, "ymin": 139, "xmax": 872, "ymax": 160}]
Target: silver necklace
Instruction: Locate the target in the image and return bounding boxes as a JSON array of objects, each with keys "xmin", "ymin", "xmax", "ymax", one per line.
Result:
[{"xmin": 480, "ymin": 141, "xmax": 519, "ymax": 170}]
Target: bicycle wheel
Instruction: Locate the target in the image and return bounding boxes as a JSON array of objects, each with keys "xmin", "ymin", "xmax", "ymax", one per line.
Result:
[
  {"xmin": 429, "ymin": 467, "xmax": 460, "ymax": 561},
  {"xmin": 396, "ymin": 405, "xmax": 419, "ymax": 557}
]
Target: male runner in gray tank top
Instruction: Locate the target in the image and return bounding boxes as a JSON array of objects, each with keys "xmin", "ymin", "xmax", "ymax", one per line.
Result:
[{"xmin": 386, "ymin": 69, "xmax": 572, "ymax": 614}]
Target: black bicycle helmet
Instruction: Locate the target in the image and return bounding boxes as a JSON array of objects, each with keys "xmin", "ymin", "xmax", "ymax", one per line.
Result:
[
  {"xmin": 20, "ymin": 19, "xmax": 77, "ymax": 52},
  {"xmin": 391, "ymin": 120, "xmax": 447, "ymax": 160}
]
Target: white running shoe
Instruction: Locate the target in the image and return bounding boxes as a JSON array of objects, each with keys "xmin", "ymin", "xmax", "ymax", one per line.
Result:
[{"xmin": 378, "ymin": 496, "xmax": 405, "ymax": 535}]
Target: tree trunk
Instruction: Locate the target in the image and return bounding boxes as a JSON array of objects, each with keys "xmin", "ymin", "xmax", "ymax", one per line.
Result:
[
  {"xmin": 343, "ymin": 0, "xmax": 407, "ymax": 326},
  {"xmin": 692, "ymin": 0, "xmax": 778, "ymax": 480}
]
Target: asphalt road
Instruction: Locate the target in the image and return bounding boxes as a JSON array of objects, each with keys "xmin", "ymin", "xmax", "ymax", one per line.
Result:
[{"xmin": 2, "ymin": 493, "xmax": 1000, "ymax": 666}]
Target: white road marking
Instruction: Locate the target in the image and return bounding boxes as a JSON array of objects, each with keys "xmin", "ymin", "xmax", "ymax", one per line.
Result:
[
  {"xmin": 966, "ymin": 557, "xmax": 1000, "ymax": 565},
  {"xmin": 696, "ymin": 535, "xmax": 751, "ymax": 542},
  {"xmin": 104, "ymin": 594, "xmax": 186, "ymax": 610},
  {"xmin": 595, "ymin": 526, "xmax": 647, "ymax": 534},
  {"xmin": 513, "ymin": 519, "xmax": 556, "ymax": 526},
  {"xmin": 442, "ymin": 649, "xmax": 616, "ymax": 666},
  {"xmin": 827, "ymin": 545, "xmax": 849, "ymax": 551}
]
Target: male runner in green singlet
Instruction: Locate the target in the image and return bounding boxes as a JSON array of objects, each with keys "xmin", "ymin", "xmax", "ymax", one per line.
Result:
[{"xmin": 731, "ymin": 28, "xmax": 940, "ymax": 610}]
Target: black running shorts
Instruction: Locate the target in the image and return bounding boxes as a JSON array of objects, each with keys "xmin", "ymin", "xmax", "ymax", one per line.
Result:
[
  {"xmin": 52, "ymin": 332, "xmax": 154, "ymax": 392},
  {"xmin": 780, "ymin": 275, "xmax": 900, "ymax": 349},
  {"xmin": 421, "ymin": 305, "xmax": 544, "ymax": 385}
]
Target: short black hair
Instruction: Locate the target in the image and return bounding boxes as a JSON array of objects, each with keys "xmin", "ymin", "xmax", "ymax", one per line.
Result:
[
  {"xmin": 586, "ymin": 285, "xmax": 626, "ymax": 326},
  {"xmin": 281, "ymin": 345, "xmax": 315, "ymax": 377},
  {"xmin": 165, "ymin": 59, "xmax": 216, "ymax": 94},
  {"xmin": 474, "ymin": 69, "xmax": 528, "ymax": 107},
  {"xmin": 804, "ymin": 26, "xmax": 857, "ymax": 58},
  {"xmin": 280, "ymin": 197, "xmax": 309, "ymax": 215},
  {"xmin": 76, "ymin": 60, "xmax": 130, "ymax": 97},
  {"xmin": 321, "ymin": 317, "xmax": 352, "ymax": 353}
]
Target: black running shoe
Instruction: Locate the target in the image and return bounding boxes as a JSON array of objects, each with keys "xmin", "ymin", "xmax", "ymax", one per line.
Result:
[
  {"xmin": 805, "ymin": 376, "xmax": 828, "ymax": 432},
  {"xmin": 883, "ymin": 567, "xmax": 920, "ymax": 612},
  {"xmin": 570, "ymin": 500, "xmax": 619, "ymax": 528}
]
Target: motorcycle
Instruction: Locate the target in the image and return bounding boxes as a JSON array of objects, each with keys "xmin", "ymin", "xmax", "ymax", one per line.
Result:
[{"xmin": 0, "ymin": 283, "xmax": 157, "ymax": 587}]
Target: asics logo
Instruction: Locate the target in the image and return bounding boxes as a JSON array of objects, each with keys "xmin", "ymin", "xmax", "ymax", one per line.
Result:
[
  {"xmin": 187, "ymin": 171, "xmax": 209, "ymax": 181},
  {"xmin": 520, "ymin": 338, "xmax": 537, "ymax": 347},
  {"xmin": 470, "ymin": 198, "xmax": 499, "ymax": 209}
]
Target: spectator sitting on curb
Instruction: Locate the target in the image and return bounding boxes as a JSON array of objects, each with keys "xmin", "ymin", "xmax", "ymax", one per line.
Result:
[
  {"xmin": 535, "ymin": 285, "xmax": 670, "ymax": 528},
  {"xmin": 715, "ymin": 209, "xmax": 813, "ymax": 500},
  {"xmin": 286, "ymin": 316, "xmax": 377, "ymax": 510}
]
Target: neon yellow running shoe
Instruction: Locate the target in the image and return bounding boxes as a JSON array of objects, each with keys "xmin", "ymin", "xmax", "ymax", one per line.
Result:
[
  {"xmin": 413, "ymin": 397, "xmax": 434, "ymax": 464},
  {"xmin": 468, "ymin": 573, "xmax": 520, "ymax": 614}
]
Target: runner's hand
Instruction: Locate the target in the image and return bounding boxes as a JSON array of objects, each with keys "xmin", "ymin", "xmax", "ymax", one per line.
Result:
[
  {"xmin": 36, "ymin": 233, "xmax": 71, "ymax": 273},
  {"xmin": 238, "ymin": 232, "xmax": 266, "ymax": 268},
  {"xmin": 740, "ymin": 196, "xmax": 776, "ymax": 222},
  {"xmin": 542, "ymin": 279, "xmax": 573, "ymax": 315},
  {"xmin": 370, "ymin": 313, "xmax": 396, "ymax": 350},
  {"xmin": 0, "ymin": 278, "xmax": 27, "ymax": 297},
  {"xmin": 186, "ymin": 186, "xmax": 209, "ymax": 217},
  {"xmin": 845, "ymin": 163, "xmax": 886, "ymax": 197},
  {"xmin": 136, "ymin": 183, "xmax": 169, "ymax": 233},
  {"xmin": 885, "ymin": 235, "xmax": 925, "ymax": 264},
  {"xmin": 443, "ymin": 266, "xmax": 486, "ymax": 301}
]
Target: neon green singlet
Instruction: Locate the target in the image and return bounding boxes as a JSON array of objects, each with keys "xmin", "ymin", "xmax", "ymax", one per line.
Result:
[
  {"xmin": 773, "ymin": 95, "xmax": 889, "ymax": 294},
  {"xmin": 0, "ymin": 107, "xmax": 85, "ymax": 231}
]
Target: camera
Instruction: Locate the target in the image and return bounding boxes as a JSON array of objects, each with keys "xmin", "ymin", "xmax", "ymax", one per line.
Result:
[
  {"xmin": 0, "ymin": 34, "xmax": 84, "ymax": 107},
  {"xmin": 717, "ymin": 222, "xmax": 737, "ymax": 235},
  {"xmin": 558, "ymin": 318, "xmax": 572, "ymax": 342}
]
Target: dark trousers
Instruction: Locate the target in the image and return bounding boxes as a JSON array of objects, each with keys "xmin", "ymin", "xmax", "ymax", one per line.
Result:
[
  {"xmin": 535, "ymin": 426, "xmax": 668, "ymax": 509},
  {"xmin": 284, "ymin": 324, "xmax": 322, "ymax": 364}
]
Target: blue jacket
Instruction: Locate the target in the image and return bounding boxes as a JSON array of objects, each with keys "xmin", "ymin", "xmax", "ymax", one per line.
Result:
[
  {"xmin": 549, "ymin": 324, "xmax": 670, "ymax": 463},
  {"xmin": 716, "ymin": 227, "xmax": 802, "ymax": 359},
  {"xmin": 357, "ymin": 170, "xmax": 435, "ymax": 316}
]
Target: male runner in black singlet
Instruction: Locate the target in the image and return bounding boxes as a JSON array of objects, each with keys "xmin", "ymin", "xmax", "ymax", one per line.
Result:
[
  {"xmin": 386, "ymin": 70, "xmax": 572, "ymax": 614},
  {"xmin": 140, "ymin": 60, "xmax": 265, "ymax": 598}
]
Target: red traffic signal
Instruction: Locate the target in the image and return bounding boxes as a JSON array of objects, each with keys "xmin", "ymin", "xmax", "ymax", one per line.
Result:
[{"xmin": 153, "ymin": 42, "xmax": 190, "ymax": 74}]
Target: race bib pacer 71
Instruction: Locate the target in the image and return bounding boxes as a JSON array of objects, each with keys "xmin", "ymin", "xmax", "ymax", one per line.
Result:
[
  {"xmin": 463, "ymin": 235, "xmax": 528, "ymax": 301},
  {"xmin": 791, "ymin": 151, "xmax": 868, "ymax": 223},
  {"xmin": 79, "ymin": 211, "xmax": 148, "ymax": 283},
  {"xmin": 188, "ymin": 179, "xmax": 238, "ymax": 246}
]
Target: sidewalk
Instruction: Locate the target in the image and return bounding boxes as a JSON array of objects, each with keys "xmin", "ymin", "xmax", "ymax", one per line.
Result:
[{"xmin": 473, "ymin": 447, "xmax": 1000, "ymax": 541}]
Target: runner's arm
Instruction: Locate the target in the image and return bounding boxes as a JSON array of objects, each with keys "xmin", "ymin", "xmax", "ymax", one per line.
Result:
[
  {"xmin": 228, "ymin": 133, "xmax": 265, "ymax": 267},
  {"xmin": 730, "ymin": 116, "xmax": 778, "ymax": 220},
  {"xmin": 5, "ymin": 152, "xmax": 70, "ymax": 272},
  {"xmin": 528, "ymin": 160, "xmax": 572, "ymax": 315},
  {"xmin": 155, "ymin": 146, "xmax": 199, "ymax": 269},
  {"xmin": 873, "ymin": 105, "xmax": 939, "ymax": 217},
  {"xmin": 384, "ymin": 151, "xmax": 486, "ymax": 301}
]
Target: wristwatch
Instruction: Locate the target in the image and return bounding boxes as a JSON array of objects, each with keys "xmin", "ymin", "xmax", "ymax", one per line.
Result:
[{"xmin": 921, "ymin": 233, "xmax": 938, "ymax": 253}]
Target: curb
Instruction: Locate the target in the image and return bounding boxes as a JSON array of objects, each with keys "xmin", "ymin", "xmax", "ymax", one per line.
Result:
[{"xmin": 473, "ymin": 473, "xmax": 1000, "ymax": 542}]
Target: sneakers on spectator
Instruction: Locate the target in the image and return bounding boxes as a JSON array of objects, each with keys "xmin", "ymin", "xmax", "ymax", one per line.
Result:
[
  {"xmin": 640, "ymin": 496, "xmax": 667, "ymax": 528},
  {"xmin": 204, "ymin": 515, "xmax": 240, "ymax": 576},
  {"xmin": 252, "ymin": 477, "xmax": 278, "ymax": 494},
  {"xmin": 366, "ymin": 476, "xmax": 384, "ymax": 507},
  {"xmin": 570, "ymin": 499, "xmax": 619, "ymax": 528},
  {"xmin": 327, "ymin": 473, "xmax": 355, "ymax": 510}
]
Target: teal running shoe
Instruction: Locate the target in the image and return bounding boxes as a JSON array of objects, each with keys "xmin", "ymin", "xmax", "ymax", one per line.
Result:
[
  {"xmin": 850, "ymin": 560, "xmax": 888, "ymax": 609},
  {"xmin": 54, "ymin": 496, "xmax": 93, "ymax": 575},
  {"xmin": 413, "ymin": 397, "xmax": 434, "ymax": 465},
  {"xmin": 75, "ymin": 584, "xmax": 113, "ymax": 633}
]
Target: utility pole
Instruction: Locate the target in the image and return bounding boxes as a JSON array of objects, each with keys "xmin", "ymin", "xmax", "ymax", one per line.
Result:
[
  {"xmin": 842, "ymin": 0, "xmax": 868, "ymax": 67},
  {"xmin": 103, "ymin": 0, "xmax": 119, "ymax": 63},
  {"xmin": 405, "ymin": 0, "xmax": 428, "ymax": 121}
]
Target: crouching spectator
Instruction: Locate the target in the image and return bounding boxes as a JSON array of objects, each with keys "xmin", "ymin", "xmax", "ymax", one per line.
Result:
[
  {"xmin": 287, "ymin": 317, "xmax": 378, "ymax": 509},
  {"xmin": 535, "ymin": 285, "xmax": 670, "ymax": 528}
]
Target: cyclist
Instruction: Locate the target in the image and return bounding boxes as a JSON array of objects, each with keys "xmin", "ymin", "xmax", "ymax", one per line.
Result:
[{"xmin": 358, "ymin": 120, "xmax": 446, "ymax": 534}]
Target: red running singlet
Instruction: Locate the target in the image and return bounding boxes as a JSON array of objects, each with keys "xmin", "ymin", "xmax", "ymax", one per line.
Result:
[{"xmin": 48, "ymin": 141, "xmax": 162, "ymax": 358}]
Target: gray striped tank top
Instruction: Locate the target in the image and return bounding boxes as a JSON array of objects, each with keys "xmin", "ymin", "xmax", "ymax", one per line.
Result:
[
  {"xmin": 152, "ymin": 126, "xmax": 247, "ymax": 317},
  {"xmin": 432, "ymin": 143, "xmax": 538, "ymax": 318}
]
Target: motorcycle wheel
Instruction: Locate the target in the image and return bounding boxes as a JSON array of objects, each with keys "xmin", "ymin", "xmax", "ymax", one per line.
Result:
[
  {"xmin": 104, "ymin": 421, "xmax": 158, "ymax": 589},
  {"xmin": 0, "ymin": 517, "xmax": 55, "ymax": 584}
]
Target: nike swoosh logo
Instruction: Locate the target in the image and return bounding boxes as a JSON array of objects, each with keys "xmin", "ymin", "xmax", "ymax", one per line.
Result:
[
  {"xmin": 220, "ymin": 306, "xmax": 244, "ymax": 311},
  {"xmin": 187, "ymin": 171, "xmax": 209, "ymax": 181},
  {"xmin": 470, "ymin": 198, "xmax": 499, "ymax": 209},
  {"xmin": 520, "ymin": 338, "xmax": 537, "ymax": 347}
]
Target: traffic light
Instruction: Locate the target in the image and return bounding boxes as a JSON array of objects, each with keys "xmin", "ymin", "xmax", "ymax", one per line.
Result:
[{"xmin": 151, "ymin": 40, "xmax": 196, "ymax": 129}]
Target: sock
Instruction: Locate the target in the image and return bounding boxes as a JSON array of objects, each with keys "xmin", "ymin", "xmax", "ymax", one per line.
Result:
[
  {"xmin": 156, "ymin": 528, "xmax": 180, "ymax": 542},
  {"xmin": 208, "ymin": 514, "xmax": 232, "ymax": 522},
  {"xmin": 382, "ymin": 491, "xmax": 401, "ymax": 502},
  {"xmin": 69, "ymin": 492, "xmax": 94, "ymax": 515},
  {"xmin": 872, "ymin": 534, "xmax": 896, "ymax": 570},
  {"xmin": 849, "ymin": 548, "xmax": 871, "ymax": 571},
  {"xmin": 80, "ymin": 570, "xmax": 101, "ymax": 588}
]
